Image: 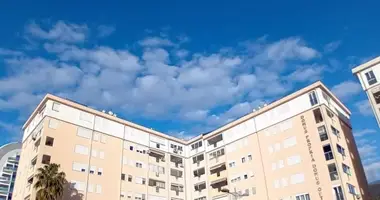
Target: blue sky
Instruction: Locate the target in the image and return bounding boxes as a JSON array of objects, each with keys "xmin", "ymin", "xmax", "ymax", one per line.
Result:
[{"xmin": 0, "ymin": 0, "xmax": 379, "ymax": 182}]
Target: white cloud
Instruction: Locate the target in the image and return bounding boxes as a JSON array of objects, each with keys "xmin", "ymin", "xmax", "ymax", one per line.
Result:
[
  {"xmin": 138, "ymin": 36, "xmax": 175, "ymax": 47},
  {"xmin": 355, "ymin": 100, "xmax": 373, "ymax": 116},
  {"xmin": 287, "ymin": 64, "xmax": 325, "ymax": 82},
  {"xmin": 331, "ymin": 81, "xmax": 361, "ymax": 100},
  {"xmin": 324, "ymin": 40, "xmax": 341, "ymax": 53},
  {"xmin": 0, "ymin": 48, "xmax": 24, "ymax": 56},
  {"xmin": 364, "ymin": 160, "xmax": 380, "ymax": 183},
  {"xmin": 25, "ymin": 21, "xmax": 88, "ymax": 43},
  {"xmin": 354, "ymin": 129, "xmax": 377, "ymax": 137},
  {"xmin": 359, "ymin": 144, "xmax": 377, "ymax": 158},
  {"xmin": 253, "ymin": 37, "xmax": 320, "ymax": 63},
  {"xmin": 1, "ymin": 21, "xmax": 329, "ymax": 139},
  {"xmin": 97, "ymin": 25, "xmax": 115, "ymax": 38}
]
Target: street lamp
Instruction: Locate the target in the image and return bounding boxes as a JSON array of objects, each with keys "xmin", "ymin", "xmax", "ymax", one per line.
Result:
[{"xmin": 221, "ymin": 188, "xmax": 248, "ymax": 200}]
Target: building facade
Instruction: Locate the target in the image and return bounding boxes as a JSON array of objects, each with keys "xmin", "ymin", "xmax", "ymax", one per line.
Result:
[
  {"xmin": 13, "ymin": 81, "xmax": 369, "ymax": 200},
  {"xmin": 352, "ymin": 56, "xmax": 380, "ymax": 127},
  {"xmin": 0, "ymin": 143, "xmax": 21, "ymax": 200}
]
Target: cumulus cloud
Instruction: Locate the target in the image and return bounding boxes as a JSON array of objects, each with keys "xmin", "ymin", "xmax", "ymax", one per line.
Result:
[
  {"xmin": 355, "ymin": 100, "xmax": 373, "ymax": 116},
  {"xmin": 25, "ymin": 21, "xmax": 88, "ymax": 43},
  {"xmin": 1, "ymin": 20, "xmax": 326, "ymax": 138},
  {"xmin": 364, "ymin": 161, "xmax": 380, "ymax": 183},
  {"xmin": 331, "ymin": 80, "xmax": 362, "ymax": 100}
]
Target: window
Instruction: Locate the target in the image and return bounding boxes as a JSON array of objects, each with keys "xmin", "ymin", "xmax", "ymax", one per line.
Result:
[
  {"xmin": 72, "ymin": 162, "xmax": 87, "ymax": 172},
  {"xmin": 130, "ymin": 146, "xmax": 134, "ymax": 151},
  {"xmin": 156, "ymin": 143, "xmax": 160, "ymax": 149},
  {"xmin": 373, "ymin": 90, "xmax": 380, "ymax": 104},
  {"xmin": 79, "ymin": 111, "xmax": 92, "ymax": 122},
  {"xmin": 90, "ymin": 166, "xmax": 96, "ymax": 174},
  {"xmin": 48, "ymin": 119, "xmax": 59, "ymax": 129},
  {"xmin": 337, "ymin": 144, "xmax": 346, "ymax": 157},
  {"xmin": 92, "ymin": 149, "xmax": 97, "ymax": 157},
  {"xmin": 331, "ymin": 126, "xmax": 340, "ymax": 137},
  {"xmin": 52, "ymin": 102, "xmax": 61, "ymax": 112},
  {"xmin": 365, "ymin": 70, "xmax": 377, "ymax": 85},
  {"xmin": 252, "ymin": 187, "xmax": 256, "ymax": 195},
  {"xmin": 342, "ymin": 164, "xmax": 351, "ymax": 175},
  {"xmin": 77, "ymin": 127, "xmax": 92, "ymax": 139},
  {"xmin": 241, "ymin": 157, "xmax": 246, "ymax": 163},
  {"xmin": 248, "ymin": 155, "xmax": 252, "ymax": 161},
  {"xmin": 347, "ymin": 183, "xmax": 356, "ymax": 194},
  {"xmin": 309, "ymin": 91, "xmax": 318, "ymax": 106},
  {"xmin": 229, "ymin": 161, "xmax": 236, "ymax": 168},
  {"xmin": 290, "ymin": 173, "xmax": 304, "ymax": 184},
  {"xmin": 318, "ymin": 126, "xmax": 328, "ymax": 141},
  {"xmin": 136, "ymin": 162, "xmax": 143, "ymax": 168},
  {"xmin": 98, "ymin": 168, "xmax": 103, "ymax": 176},
  {"xmin": 74, "ymin": 145, "xmax": 89, "ymax": 155},
  {"xmin": 313, "ymin": 108, "xmax": 323, "ymax": 123},
  {"xmin": 41, "ymin": 155, "xmax": 51, "ymax": 164},
  {"xmin": 99, "ymin": 151, "xmax": 105, "ymax": 159},
  {"xmin": 93, "ymin": 132, "xmax": 100, "ymax": 141},
  {"xmin": 278, "ymin": 160, "xmax": 284, "ymax": 168},
  {"xmin": 100, "ymin": 134, "xmax": 107, "ymax": 143},
  {"xmin": 128, "ymin": 175, "xmax": 132, "ymax": 182},
  {"xmin": 328, "ymin": 163, "xmax": 339, "ymax": 181},
  {"xmin": 96, "ymin": 185, "xmax": 102, "ymax": 194},
  {"xmin": 71, "ymin": 181, "xmax": 85, "ymax": 191},
  {"xmin": 121, "ymin": 174, "xmax": 126, "ymax": 181},
  {"xmin": 333, "ymin": 186, "xmax": 345, "ymax": 200},
  {"xmin": 88, "ymin": 184, "xmax": 94, "ymax": 193},
  {"xmin": 191, "ymin": 141, "xmax": 202, "ymax": 150},
  {"xmin": 295, "ymin": 193, "xmax": 310, "ymax": 200},
  {"xmin": 244, "ymin": 174, "xmax": 248, "ymax": 179},
  {"xmin": 287, "ymin": 155, "xmax": 301, "ymax": 166},
  {"xmin": 326, "ymin": 109, "xmax": 334, "ymax": 118},
  {"xmin": 323, "ymin": 145, "xmax": 334, "ymax": 161},
  {"xmin": 283, "ymin": 136, "xmax": 297, "ymax": 148},
  {"xmin": 45, "ymin": 137, "xmax": 54, "ymax": 146}
]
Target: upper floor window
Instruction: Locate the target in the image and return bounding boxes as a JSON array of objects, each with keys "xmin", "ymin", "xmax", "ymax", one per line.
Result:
[
  {"xmin": 318, "ymin": 126, "xmax": 328, "ymax": 141},
  {"xmin": 337, "ymin": 144, "xmax": 346, "ymax": 157},
  {"xmin": 333, "ymin": 186, "xmax": 344, "ymax": 200},
  {"xmin": 313, "ymin": 108, "xmax": 323, "ymax": 123},
  {"xmin": 342, "ymin": 164, "xmax": 351, "ymax": 176},
  {"xmin": 373, "ymin": 90, "xmax": 380, "ymax": 104},
  {"xmin": 309, "ymin": 91, "xmax": 318, "ymax": 106},
  {"xmin": 331, "ymin": 126, "xmax": 340, "ymax": 137},
  {"xmin": 347, "ymin": 183, "xmax": 356, "ymax": 194},
  {"xmin": 365, "ymin": 70, "xmax": 377, "ymax": 85},
  {"xmin": 191, "ymin": 141, "xmax": 202, "ymax": 150},
  {"xmin": 52, "ymin": 102, "xmax": 61, "ymax": 112},
  {"xmin": 209, "ymin": 148, "xmax": 225, "ymax": 160},
  {"xmin": 295, "ymin": 193, "xmax": 310, "ymax": 200}
]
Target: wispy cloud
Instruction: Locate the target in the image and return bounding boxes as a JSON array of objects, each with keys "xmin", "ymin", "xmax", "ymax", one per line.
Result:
[
  {"xmin": 97, "ymin": 25, "xmax": 115, "ymax": 38},
  {"xmin": 331, "ymin": 80, "xmax": 361, "ymax": 100},
  {"xmin": 354, "ymin": 129, "xmax": 377, "ymax": 137},
  {"xmin": 324, "ymin": 40, "xmax": 341, "ymax": 53},
  {"xmin": 355, "ymin": 100, "xmax": 373, "ymax": 116}
]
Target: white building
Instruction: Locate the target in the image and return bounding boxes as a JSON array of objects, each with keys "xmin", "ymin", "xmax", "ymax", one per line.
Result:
[
  {"xmin": 0, "ymin": 143, "xmax": 21, "ymax": 200},
  {"xmin": 352, "ymin": 56, "xmax": 380, "ymax": 127}
]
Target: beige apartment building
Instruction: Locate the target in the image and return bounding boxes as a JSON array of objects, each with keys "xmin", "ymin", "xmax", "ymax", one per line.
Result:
[{"xmin": 12, "ymin": 81, "xmax": 369, "ymax": 200}]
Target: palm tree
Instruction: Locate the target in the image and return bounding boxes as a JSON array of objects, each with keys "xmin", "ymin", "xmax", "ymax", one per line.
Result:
[{"xmin": 34, "ymin": 163, "xmax": 67, "ymax": 200}]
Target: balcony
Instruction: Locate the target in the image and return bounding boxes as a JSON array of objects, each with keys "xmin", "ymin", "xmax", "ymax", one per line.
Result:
[
  {"xmin": 194, "ymin": 182, "xmax": 207, "ymax": 199},
  {"xmin": 208, "ymin": 149, "xmax": 226, "ymax": 167},
  {"xmin": 207, "ymin": 135, "xmax": 224, "ymax": 151},
  {"xmin": 148, "ymin": 179, "xmax": 166, "ymax": 196},
  {"xmin": 170, "ymin": 169, "xmax": 184, "ymax": 183},
  {"xmin": 193, "ymin": 167, "xmax": 206, "ymax": 183},
  {"xmin": 170, "ymin": 183, "xmax": 185, "ymax": 199},
  {"xmin": 210, "ymin": 179, "xmax": 228, "ymax": 199},
  {"xmin": 170, "ymin": 155, "xmax": 184, "ymax": 169},
  {"xmin": 148, "ymin": 150, "xmax": 166, "ymax": 166},
  {"xmin": 192, "ymin": 154, "xmax": 205, "ymax": 168},
  {"xmin": 209, "ymin": 164, "xmax": 227, "ymax": 183}
]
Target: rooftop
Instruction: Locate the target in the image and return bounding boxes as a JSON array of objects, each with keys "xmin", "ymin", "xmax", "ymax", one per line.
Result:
[
  {"xmin": 23, "ymin": 81, "xmax": 349, "ymax": 144},
  {"xmin": 352, "ymin": 56, "xmax": 380, "ymax": 74}
]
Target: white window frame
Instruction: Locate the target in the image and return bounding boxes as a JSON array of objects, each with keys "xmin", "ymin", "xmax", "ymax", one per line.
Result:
[
  {"xmin": 308, "ymin": 91, "xmax": 318, "ymax": 106},
  {"xmin": 52, "ymin": 102, "xmax": 61, "ymax": 112},
  {"xmin": 295, "ymin": 193, "xmax": 310, "ymax": 200}
]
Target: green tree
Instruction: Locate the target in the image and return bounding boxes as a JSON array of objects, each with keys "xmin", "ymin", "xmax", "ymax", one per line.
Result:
[{"xmin": 34, "ymin": 163, "xmax": 67, "ymax": 200}]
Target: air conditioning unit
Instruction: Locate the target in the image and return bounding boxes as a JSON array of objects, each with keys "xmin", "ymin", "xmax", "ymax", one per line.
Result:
[
  {"xmin": 161, "ymin": 158, "xmax": 165, "ymax": 162},
  {"xmin": 179, "ymin": 164, "xmax": 184, "ymax": 168},
  {"xmin": 173, "ymin": 149, "xmax": 178, "ymax": 153},
  {"xmin": 156, "ymin": 172, "xmax": 159, "ymax": 177},
  {"xmin": 156, "ymin": 186, "xmax": 159, "ymax": 192}
]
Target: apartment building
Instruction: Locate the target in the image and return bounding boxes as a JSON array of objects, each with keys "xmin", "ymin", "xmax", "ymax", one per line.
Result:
[
  {"xmin": 352, "ymin": 56, "xmax": 380, "ymax": 128},
  {"xmin": 0, "ymin": 143, "xmax": 21, "ymax": 200},
  {"xmin": 13, "ymin": 81, "xmax": 369, "ymax": 200}
]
